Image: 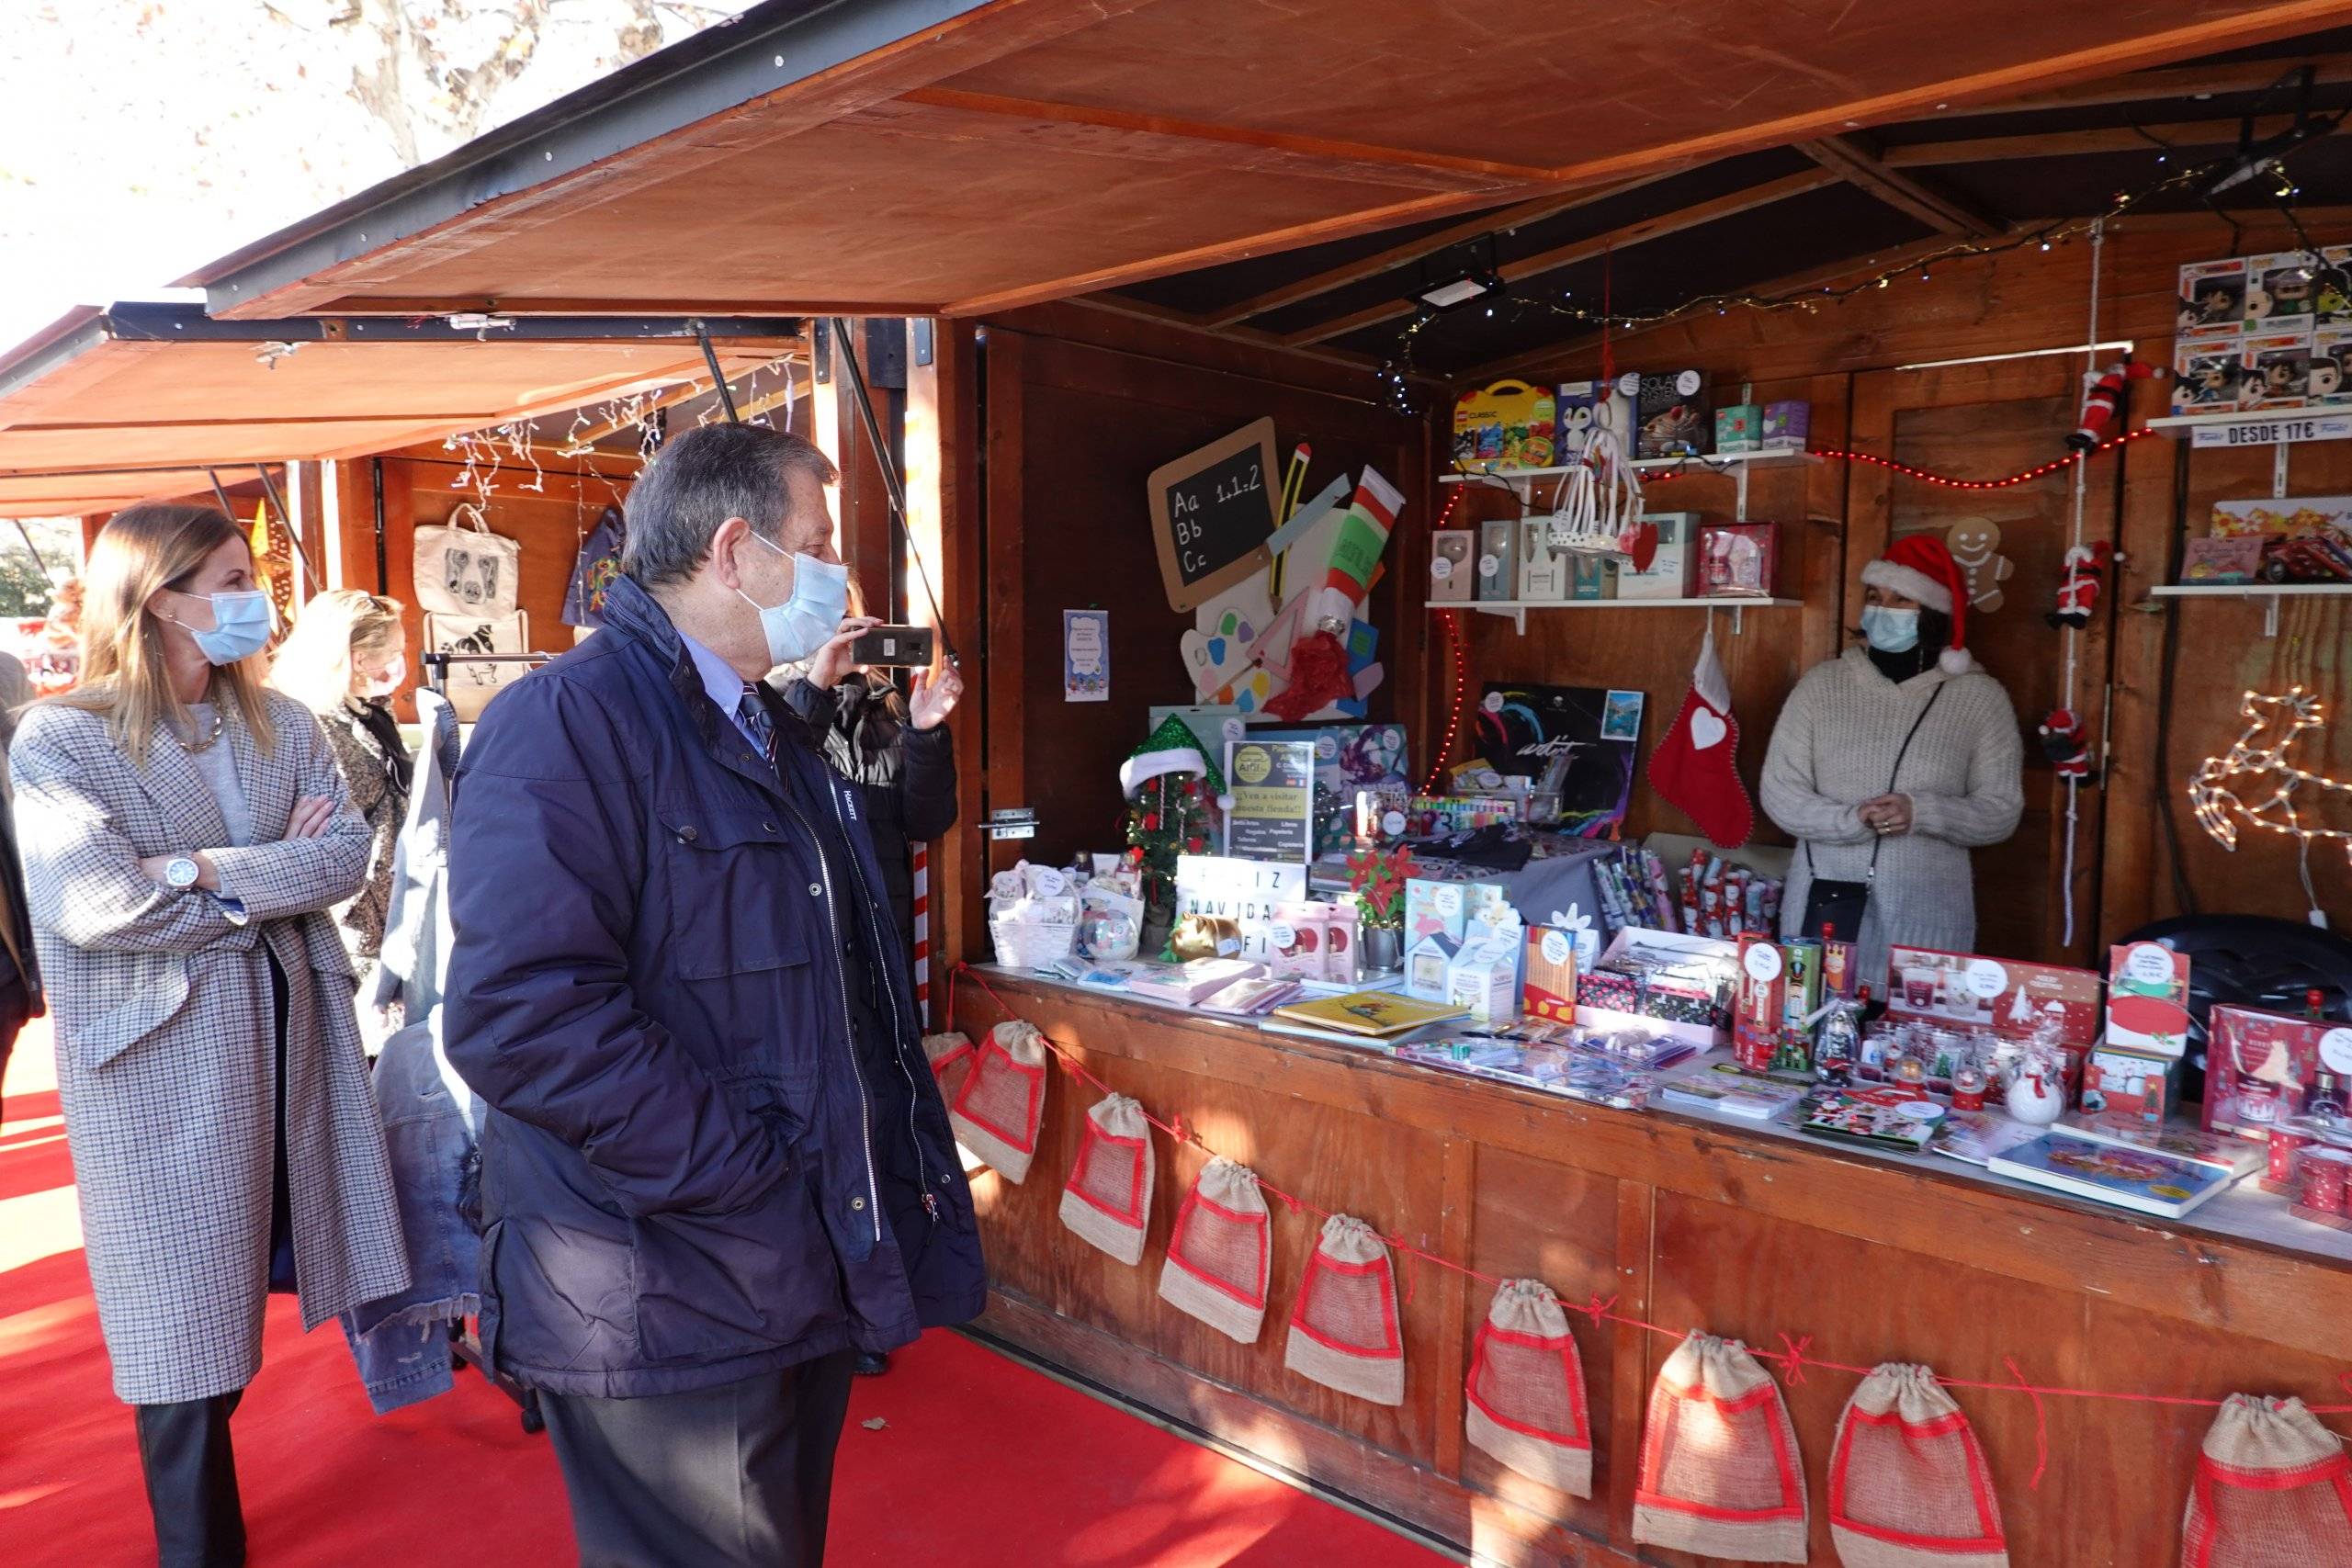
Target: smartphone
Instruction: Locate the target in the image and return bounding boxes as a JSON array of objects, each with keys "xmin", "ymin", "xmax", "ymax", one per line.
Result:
[{"xmin": 848, "ymin": 624, "xmax": 935, "ymax": 667}]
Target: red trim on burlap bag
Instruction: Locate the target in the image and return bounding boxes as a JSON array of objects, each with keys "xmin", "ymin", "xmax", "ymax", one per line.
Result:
[
  {"xmin": 1464, "ymin": 1279, "xmax": 1593, "ymax": 1499},
  {"xmin": 2181, "ymin": 1395, "xmax": 2352, "ymax": 1568},
  {"xmin": 922, "ymin": 1032, "xmax": 976, "ymax": 1108},
  {"xmin": 1158, "ymin": 1157, "xmax": 1272, "ymax": 1345},
  {"xmin": 1283, "ymin": 1213, "xmax": 1404, "ymax": 1406},
  {"xmin": 1633, "ymin": 1331, "xmax": 1808, "ymax": 1563},
  {"xmin": 1057, "ymin": 1093, "xmax": 1153, "ymax": 1266},
  {"xmin": 947, "ymin": 1021, "xmax": 1048, "ymax": 1183},
  {"xmin": 1827, "ymin": 1363, "xmax": 2008, "ymax": 1568}
]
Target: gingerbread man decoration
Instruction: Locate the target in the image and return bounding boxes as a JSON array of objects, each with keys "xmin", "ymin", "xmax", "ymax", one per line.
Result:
[{"xmin": 1945, "ymin": 519, "xmax": 2014, "ymax": 614}]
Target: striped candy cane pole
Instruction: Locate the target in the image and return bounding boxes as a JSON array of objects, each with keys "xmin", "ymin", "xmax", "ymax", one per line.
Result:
[{"xmin": 911, "ymin": 840, "xmax": 932, "ymax": 1030}]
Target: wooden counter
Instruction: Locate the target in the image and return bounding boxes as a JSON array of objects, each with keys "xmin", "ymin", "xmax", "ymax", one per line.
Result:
[{"xmin": 949, "ymin": 969, "xmax": 2352, "ymax": 1567}]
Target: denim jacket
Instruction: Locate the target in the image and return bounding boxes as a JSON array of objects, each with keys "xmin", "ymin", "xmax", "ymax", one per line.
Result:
[{"xmin": 340, "ymin": 690, "xmax": 482, "ymax": 1415}]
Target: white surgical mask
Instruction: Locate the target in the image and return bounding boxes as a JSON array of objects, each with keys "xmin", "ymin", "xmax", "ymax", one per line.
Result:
[
  {"xmin": 1860, "ymin": 604, "xmax": 1920, "ymax": 653},
  {"xmin": 736, "ymin": 533, "xmax": 849, "ymax": 667}
]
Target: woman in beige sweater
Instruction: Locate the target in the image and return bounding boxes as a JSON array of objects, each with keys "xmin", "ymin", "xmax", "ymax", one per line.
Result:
[{"xmin": 1762, "ymin": 535, "xmax": 2023, "ymax": 990}]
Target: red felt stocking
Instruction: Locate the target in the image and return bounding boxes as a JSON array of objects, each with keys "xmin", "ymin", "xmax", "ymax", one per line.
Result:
[{"xmin": 1646, "ymin": 624, "xmax": 1753, "ymax": 849}]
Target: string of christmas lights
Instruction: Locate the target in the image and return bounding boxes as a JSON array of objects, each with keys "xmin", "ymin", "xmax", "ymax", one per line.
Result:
[
  {"xmin": 1374, "ymin": 141, "xmax": 2306, "ymax": 412},
  {"xmin": 1423, "ymin": 488, "xmax": 1469, "ymax": 793}
]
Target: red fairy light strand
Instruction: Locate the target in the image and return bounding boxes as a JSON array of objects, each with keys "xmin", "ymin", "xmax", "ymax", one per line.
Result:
[{"xmin": 1639, "ymin": 427, "xmax": 2155, "ymax": 494}]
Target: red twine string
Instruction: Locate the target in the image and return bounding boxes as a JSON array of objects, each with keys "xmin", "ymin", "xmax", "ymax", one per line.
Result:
[{"xmin": 952, "ymin": 964, "xmax": 2352, "ymax": 1423}]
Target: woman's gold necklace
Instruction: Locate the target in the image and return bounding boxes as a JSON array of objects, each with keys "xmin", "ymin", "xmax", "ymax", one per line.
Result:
[{"xmin": 178, "ymin": 705, "xmax": 226, "ymax": 753}]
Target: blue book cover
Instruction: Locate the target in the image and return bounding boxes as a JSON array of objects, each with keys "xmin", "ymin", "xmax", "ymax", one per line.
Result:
[{"xmin": 1988, "ymin": 1128, "xmax": 2233, "ymax": 1219}]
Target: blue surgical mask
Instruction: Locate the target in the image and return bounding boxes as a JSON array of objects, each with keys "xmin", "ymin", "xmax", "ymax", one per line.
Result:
[
  {"xmin": 1860, "ymin": 604, "xmax": 1920, "ymax": 653},
  {"xmin": 181, "ymin": 590, "xmax": 275, "ymax": 665},
  {"xmin": 737, "ymin": 534, "xmax": 849, "ymax": 667}
]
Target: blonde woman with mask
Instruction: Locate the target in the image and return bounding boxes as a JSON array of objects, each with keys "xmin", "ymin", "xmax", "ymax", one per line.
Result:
[
  {"xmin": 269, "ymin": 589, "xmax": 412, "ymax": 1028},
  {"xmin": 11, "ymin": 504, "xmax": 406, "ymax": 1567}
]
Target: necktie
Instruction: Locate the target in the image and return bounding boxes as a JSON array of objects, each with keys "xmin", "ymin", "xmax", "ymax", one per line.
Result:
[{"xmin": 737, "ymin": 683, "xmax": 777, "ymax": 767}]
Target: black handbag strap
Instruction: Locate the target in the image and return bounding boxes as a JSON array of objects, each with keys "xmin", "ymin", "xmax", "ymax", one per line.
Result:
[{"xmin": 1806, "ymin": 682, "xmax": 1948, "ymax": 886}]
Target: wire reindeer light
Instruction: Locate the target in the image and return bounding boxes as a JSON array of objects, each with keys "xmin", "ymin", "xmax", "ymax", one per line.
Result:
[{"xmin": 2189, "ymin": 686, "xmax": 2352, "ymax": 863}]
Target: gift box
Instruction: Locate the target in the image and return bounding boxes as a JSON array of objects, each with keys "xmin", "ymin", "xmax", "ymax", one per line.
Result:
[
  {"xmin": 1699, "ymin": 522, "xmax": 1776, "ymax": 598},
  {"xmin": 2080, "ymin": 1043, "xmax": 2179, "ymax": 1122},
  {"xmin": 1713, "ymin": 403, "xmax": 1760, "ymax": 455},
  {"xmin": 1523, "ymin": 927, "xmax": 1580, "ymax": 1024},
  {"xmin": 2203, "ymin": 1004, "xmax": 2343, "ymax": 1140},
  {"xmin": 1518, "ymin": 517, "xmax": 1570, "ymax": 603},
  {"xmin": 1622, "ymin": 369, "xmax": 1709, "ymax": 458},
  {"xmin": 1761, "ymin": 400, "xmax": 1810, "ymax": 452},
  {"xmin": 2245, "ymin": 252, "xmax": 2322, "ymax": 327},
  {"xmin": 1429, "ymin": 530, "xmax": 1475, "ymax": 603},
  {"xmin": 1405, "ymin": 931, "xmax": 1459, "ymax": 1002},
  {"xmin": 1449, "ymin": 939, "xmax": 1521, "ymax": 1028},
  {"xmin": 1577, "ymin": 928, "xmax": 1736, "ymax": 1049},
  {"xmin": 2178, "ymin": 256, "xmax": 2247, "ymax": 332},
  {"xmin": 1733, "ymin": 933, "xmax": 1787, "ymax": 1071},
  {"xmin": 1569, "ymin": 553, "xmax": 1620, "ymax": 600},
  {"xmin": 1618, "ymin": 512, "xmax": 1702, "ymax": 600},
  {"xmin": 1477, "ymin": 517, "xmax": 1520, "ymax": 603},
  {"xmin": 2242, "ymin": 329, "xmax": 2314, "ymax": 411},
  {"xmin": 1453, "ymin": 380, "xmax": 1556, "ymax": 472},
  {"xmin": 1885, "ymin": 945, "xmax": 2102, "ymax": 1047},
  {"xmin": 2173, "ymin": 331, "xmax": 2245, "ymax": 414},
  {"xmin": 1556, "ymin": 378, "xmax": 1634, "ymax": 460},
  {"xmin": 2179, "ymin": 536, "xmax": 2267, "ymax": 585}
]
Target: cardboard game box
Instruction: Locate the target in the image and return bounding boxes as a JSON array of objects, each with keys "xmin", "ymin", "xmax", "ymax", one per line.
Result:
[
  {"xmin": 2107, "ymin": 941, "xmax": 2192, "ymax": 1058},
  {"xmin": 2172, "ymin": 331, "xmax": 2245, "ymax": 414},
  {"xmin": 2178, "ymin": 256, "xmax": 2248, "ymax": 332},
  {"xmin": 2241, "ymin": 330, "xmax": 2314, "ymax": 411},
  {"xmin": 1621, "ymin": 369, "xmax": 1709, "ymax": 458},
  {"xmin": 1761, "ymin": 400, "xmax": 1810, "ymax": 452}
]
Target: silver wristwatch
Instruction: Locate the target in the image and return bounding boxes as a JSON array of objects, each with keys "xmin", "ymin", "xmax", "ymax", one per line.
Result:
[{"xmin": 164, "ymin": 856, "xmax": 201, "ymax": 890}]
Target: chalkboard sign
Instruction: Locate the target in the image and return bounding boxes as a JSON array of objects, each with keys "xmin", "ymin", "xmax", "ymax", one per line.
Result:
[{"xmin": 1148, "ymin": 418, "xmax": 1279, "ymax": 612}]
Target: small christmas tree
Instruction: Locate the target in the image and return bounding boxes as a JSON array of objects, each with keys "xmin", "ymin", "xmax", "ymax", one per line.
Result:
[{"xmin": 1121, "ymin": 715, "xmax": 1225, "ymax": 931}]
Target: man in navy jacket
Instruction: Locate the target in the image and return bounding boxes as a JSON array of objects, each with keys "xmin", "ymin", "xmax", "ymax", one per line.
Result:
[{"xmin": 445, "ymin": 423, "xmax": 984, "ymax": 1567}]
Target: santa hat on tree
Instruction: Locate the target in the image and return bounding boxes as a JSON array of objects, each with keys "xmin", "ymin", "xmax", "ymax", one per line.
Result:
[
  {"xmin": 1860, "ymin": 534, "xmax": 1975, "ymax": 674},
  {"xmin": 1121, "ymin": 713, "xmax": 1226, "ymax": 797}
]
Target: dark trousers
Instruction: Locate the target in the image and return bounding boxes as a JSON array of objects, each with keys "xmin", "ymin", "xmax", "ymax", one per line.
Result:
[
  {"xmin": 135, "ymin": 1392, "xmax": 245, "ymax": 1567},
  {"xmin": 538, "ymin": 1350, "xmax": 858, "ymax": 1568},
  {"xmin": 131, "ymin": 958, "xmax": 291, "ymax": 1566}
]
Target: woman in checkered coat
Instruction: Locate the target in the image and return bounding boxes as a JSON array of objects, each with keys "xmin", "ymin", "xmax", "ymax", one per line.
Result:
[{"xmin": 11, "ymin": 505, "xmax": 408, "ymax": 1567}]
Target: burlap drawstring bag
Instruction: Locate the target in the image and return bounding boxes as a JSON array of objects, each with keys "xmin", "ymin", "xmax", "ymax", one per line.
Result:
[
  {"xmin": 1058, "ymin": 1093, "xmax": 1154, "ymax": 1265},
  {"xmin": 922, "ymin": 1032, "xmax": 975, "ymax": 1107},
  {"xmin": 1634, "ymin": 1331, "xmax": 1809, "ymax": 1562},
  {"xmin": 1159, "ymin": 1156, "xmax": 1271, "ymax": 1345},
  {"xmin": 948, "ymin": 1021, "xmax": 1049, "ymax": 1182},
  {"xmin": 1465, "ymin": 1279, "xmax": 1593, "ymax": 1498},
  {"xmin": 2180, "ymin": 1394, "xmax": 2352, "ymax": 1566},
  {"xmin": 1283, "ymin": 1213, "xmax": 1404, "ymax": 1406},
  {"xmin": 1828, "ymin": 1363, "xmax": 2007, "ymax": 1568}
]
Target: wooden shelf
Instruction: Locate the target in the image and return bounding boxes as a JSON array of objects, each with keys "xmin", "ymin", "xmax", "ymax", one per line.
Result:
[
  {"xmin": 2145, "ymin": 580, "xmax": 2352, "ymax": 637},
  {"xmin": 1439, "ymin": 450, "xmax": 1818, "ymax": 484},
  {"xmin": 1426, "ymin": 595, "xmax": 1798, "ymax": 636}
]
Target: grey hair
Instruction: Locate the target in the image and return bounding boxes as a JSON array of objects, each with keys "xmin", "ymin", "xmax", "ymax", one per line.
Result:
[{"xmin": 620, "ymin": 423, "xmax": 839, "ymax": 588}]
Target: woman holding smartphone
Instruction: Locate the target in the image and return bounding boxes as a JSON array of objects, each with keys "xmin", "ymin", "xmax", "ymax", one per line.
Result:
[{"xmin": 12, "ymin": 504, "xmax": 406, "ymax": 1567}]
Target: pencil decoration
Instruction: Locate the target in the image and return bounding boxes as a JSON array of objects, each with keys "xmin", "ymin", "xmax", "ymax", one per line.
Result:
[{"xmin": 1271, "ymin": 442, "xmax": 1310, "ymax": 602}]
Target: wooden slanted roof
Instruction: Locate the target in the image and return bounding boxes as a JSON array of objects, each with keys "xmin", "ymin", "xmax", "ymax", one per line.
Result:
[
  {"xmin": 0, "ymin": 304, "xmax": 801, "ymax": 516},
  {"xmin": 177, "ymin": 0, "xmax": 2352, "ymax": 336}
]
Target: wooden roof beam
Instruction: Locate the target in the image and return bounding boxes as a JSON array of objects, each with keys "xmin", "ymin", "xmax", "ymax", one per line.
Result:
[
  {"xmin": 1197, "ymin": 170, "xmax": 1689, "ymax": 329},
  {"xmin": 1798, "ymin": 134, "xmax": 2003, "ymax": 236},
  {"xmin": 1279, "ymin": 169, "xmax": 1841, "ymax": 349},
  {"xmin": 1884, "ymin": 115, "xmax": 2314, "ymax": 165},
  {"xmin": 1918, "ymin": 50, "xmax": 2352, "ymax": 117}
]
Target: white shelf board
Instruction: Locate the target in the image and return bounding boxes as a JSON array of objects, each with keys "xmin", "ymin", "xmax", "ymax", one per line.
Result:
[
  {"xmin": 2145, "ymin": 580, "xmax": 2352, "ymax": 637},
  {"xmin": 1439, "ymin": 451, "xmax": 1817, "ymax": 484},
  {"xmin": 1424, "ymin": 597, "xmax": 1800, "ymax": 610},
  {"xmin": 2143, "ymin": 409, "xmax": 2352, "ymax": 440},
  {"xmin": 2146, "ymin": 582, "xmax": 2352, "ymax": 596}
]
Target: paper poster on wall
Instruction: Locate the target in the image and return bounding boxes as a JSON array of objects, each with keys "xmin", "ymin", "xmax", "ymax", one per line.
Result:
[
  {"xmin": 425, "ymin": 611, "xmax": 529, "ymax": 723},
  {"xmin": 1222, "ymin": 739, "xmax": 1316, "ymax": 864},
  {"xmin": 1476, "ymin": 682, "xmax": 1644, "ymax": 839},
  {"xmin": 1063, "ymin": 609, "xmax": 1109, "ymax": 703}
]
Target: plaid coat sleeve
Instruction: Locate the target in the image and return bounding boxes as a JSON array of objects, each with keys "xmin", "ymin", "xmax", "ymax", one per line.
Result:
[
  {"xmin": 11, "ymin": 706, "xmax": 247, "ymax": 954},
  {"xmin": 208, "ymin": 705, "xmax": 372, "ymax": 922}
]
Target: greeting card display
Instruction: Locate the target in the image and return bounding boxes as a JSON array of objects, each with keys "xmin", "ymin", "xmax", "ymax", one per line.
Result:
[{"xmin": 2107, "ymin": 942, "xmax": 2192, "ymax": 1057}]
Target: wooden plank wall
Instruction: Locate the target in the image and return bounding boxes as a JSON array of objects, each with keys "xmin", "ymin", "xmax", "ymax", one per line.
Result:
[
  {"xmin": 970, "ymin": 302, "xmax": 1433, "ymax": 901},
  {"xmin": 1470, "ymin": 211, "xmax": 2352, "ymax": 953}
]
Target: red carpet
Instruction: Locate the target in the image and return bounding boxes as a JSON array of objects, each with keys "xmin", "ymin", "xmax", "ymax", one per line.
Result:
[{"xmin": 0, "ymin": 1025, "xmax": 1444, "ymax": 1566}]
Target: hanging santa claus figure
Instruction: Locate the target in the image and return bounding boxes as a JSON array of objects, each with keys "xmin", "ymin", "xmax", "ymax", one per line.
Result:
[
  {"xmin": 2067, "ymin": 361, "xmax": 2162, "ymax": 451},
  {"xmin": 2039, "ymin": 707, "xmax": 2093, "ymax": 781},
  {"xmin": 2047, "ymin": 540, "xmax": 2113, "ymax": 630}
]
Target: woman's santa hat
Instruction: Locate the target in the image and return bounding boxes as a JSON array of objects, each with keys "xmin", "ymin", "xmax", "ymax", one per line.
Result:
[{"xmin": 1860, "ymin": 534, "xmax": 1974, "ymax": 674}]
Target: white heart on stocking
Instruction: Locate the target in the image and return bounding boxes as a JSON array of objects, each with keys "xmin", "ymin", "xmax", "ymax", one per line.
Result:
[{"xmin": 1690, "ymin": 706, "xmax": 1728, "ymax": 750}]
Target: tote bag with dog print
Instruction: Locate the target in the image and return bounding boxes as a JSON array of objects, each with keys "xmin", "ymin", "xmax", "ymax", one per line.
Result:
[{"xmin": 415, "ymin": 504, "xmax": 522, "ymax": 617}]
